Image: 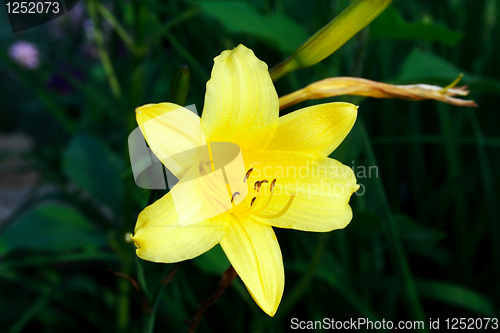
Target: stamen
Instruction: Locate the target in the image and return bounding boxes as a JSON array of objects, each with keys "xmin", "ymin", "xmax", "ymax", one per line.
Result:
[
  {"xmin": 270, "ymin": 179, "xmax": 277, "ymax": 191},
  {"xmin": 244, "ymin": 168, "xmax": 253, "ymax": 182},
  {"xmin": 252, "ymin": 192, "xmax": 273, "ymax": 214},
  {"xmin": 254, "ymin": 179, "xmax": 267, "ymax": 191},
  {"xmin": 250, "ymin": 197, "xmax": 257, "ymax": 206},
  {"xmin": 252, "ymin": 180, "xmax": 277, "ymax": 215},
  {"xmin": 254, "ymin": 193, "xmax": 295, "ymax": 219},
  {"xmin": 231, "ymin": 192, "xmax": 240, "ymax": 203}
]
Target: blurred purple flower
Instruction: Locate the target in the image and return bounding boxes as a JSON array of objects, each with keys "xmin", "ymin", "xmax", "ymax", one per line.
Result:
[
  {"xmin": 8, "ymin": 41, "xmax": 40, "ymax": 70},
  {"xmin": 47, "ymin": 66, "xmax": 85, "ymax": 94}
]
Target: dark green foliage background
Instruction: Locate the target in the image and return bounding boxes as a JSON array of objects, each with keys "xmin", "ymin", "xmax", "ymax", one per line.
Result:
[{"xmin": 0, "ymin": 0, "xmax": 499, "ymax": 332}]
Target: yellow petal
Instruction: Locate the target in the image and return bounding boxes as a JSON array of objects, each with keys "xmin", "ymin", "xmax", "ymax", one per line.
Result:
[
  {"xmin": 201, "ymin": 44, "xmax": 279, "ymax": 151},
  {"xmin": 131, "ymin": 191, "xmax": 228, "ymax": 263},
  {"xmin": 136, "ymin": 102, "xmax": 206, "ymax": 177},
  {"xmin": 220, "ymin": 215, "xmax": 284, "ymax": 317},
  {"xmin": 266, "ymin": 102, "xmax": 357, "ymax": 156},
  {"xmin": 244, "ymin": 150, "xmax": 358, "ymax": 232},
  {"xmin": 172, "ymin": 162, "xmax": 233, "ymax": 227}
]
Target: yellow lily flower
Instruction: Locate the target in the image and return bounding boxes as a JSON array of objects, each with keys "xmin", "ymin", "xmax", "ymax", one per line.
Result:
[{"xmin": 131, "ymin": 44, "xmax": 359, "ymax": 316}]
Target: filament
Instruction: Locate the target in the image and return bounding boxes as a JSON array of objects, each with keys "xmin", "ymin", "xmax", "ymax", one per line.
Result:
[
  {"xmin": 252, "ymin": 192, "xmax": 273, "ymax": 214},
  {"xmin": 254, "ymin": 193, "xmax": 295, "ymax": 219}
]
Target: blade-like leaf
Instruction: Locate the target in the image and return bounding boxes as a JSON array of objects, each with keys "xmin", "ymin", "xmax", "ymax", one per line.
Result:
[
  {"xmin": 395, "ymin": 49, "xmax": 500, "ymax": 94},
  {"xmin": 198, "ymin": 1, "xmax": 308, "ymax": 53},
  {"xmin": 370, "ymin": 6, "xmax": 463, "ymax": 46},
  {"xmin": 0, "ymin": 203, "xmax": 104, "ymax": 254},
  {"xmin": 63, "ymin": 135, "xmax": 124, "ymax": 211},
  {"xmin": 416, "ymin": 280, "xmax": 496, "ymax": 317}
]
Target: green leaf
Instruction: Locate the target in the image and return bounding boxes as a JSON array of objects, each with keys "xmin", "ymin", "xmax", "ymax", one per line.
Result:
[
  {"xmin": 397, "ymin": 49, "xmax": 466, "ymax": 82},
  {"xmin": 7, "ymin": 288, "xmax": 52, "ymax": 333},
  {"xmin": 0, "ymin": 252, "xmax": 118, "ymax": 269},
  {"xmin": 63, "ymin": 135, "xmax": 124, "ymax": 210},
  {"xmin": 197, "ymin": 1, "xmax": 308, "ymax": 53},
  {"xmin": 394, "ymin": 49, "xmax": 500, "ymax": 94},
  {"xmin": 394, "ymin": 214, "xmax": 447, "ymax": 252},
  {"xmin": 370, "ymin": 6, "xmax": 463, "ymax": 46},
  {"xmin": 0, "ymin": 203, "xmax": 104, "ymax": 254},
  {"xmin": 191, "ymin": 244, "xmax": 230, "ymax": 275},
  {"xmin": 354, "ymin": 275, "xmax": 496, "ymax": 317},
  {"xmin": 287, "ymin": 256, "xmax": 380, "ymax": 321},
  {"xmin": 416, "ymin": 280, "xmax": 496, "ymax": 317},
  {"xmin": 350, "ymin": 209, "xmax": 383, "ymax": 234}
]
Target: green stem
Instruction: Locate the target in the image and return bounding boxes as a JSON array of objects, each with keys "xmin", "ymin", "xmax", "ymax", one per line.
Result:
[
  {"xmin": 152, "ymin": 8, "xmax": 201, "ymax": 45},
  {"xmin": 145, "ymin": 284, "xmax": 166, "ymax": 333},
  {"xmin": 164, "ymin": 34, "xmax": 209, "ymax": 82},
  {"xmin": 135, "ymin": 256, "xmax": 150, "ymax": 300},
  {"xmin": 145, "ymin": 265, "xmax": 178, "ymax": 333},
  {"xmin": 97, "ymin": 4, "xmax": 140, "ymax": 55},
  {"xmin": 7, "ymin": 289, "xmax": 52, "ymax": 333},
  {"xmin": 87, "ymin": 0, "xmax": 122, "ymax": 99},
  {"xmin": 278, "ymin": 233, "xmax": 329, "ymax": 316},
  {"xmin": 359, "ymin": 122, "xmax": 428, "ymax": 328},
  {"xmin": 437, "ymin": 104, "xmax": 468, "ymax": 277},
  {"xmin": 467, "ymin": 110, "xmax": 499, "ymax": 268},
  {"xmin": 117, "ymin": 265, "xmax": 131, "ymax": 332},
  {"xmin": 253, "ymin": 233, "xmax": 330, "ymax": 332}
]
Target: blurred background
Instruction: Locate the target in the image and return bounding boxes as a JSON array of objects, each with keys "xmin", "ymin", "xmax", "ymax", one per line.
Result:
[{"xmin": 0, "ymin": 0, "xmax": 499, "ymax": 332}]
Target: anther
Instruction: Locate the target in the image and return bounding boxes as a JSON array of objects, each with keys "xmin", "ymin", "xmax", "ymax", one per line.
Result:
[
  {"xmin": 254, "ymin": 181, "xmax": 260, "ymax": 191},
  {"xmin": 254, "ymin": 179, "xmax": 268, "ymax": 192},
  {"xmin": 231, "ymin": 192, "xmax": 240, "ymax": 203},
  {"xmin": 270, "ymin": 179, "xmax": 277, "ymax": 191},
  {"xmin": 244, "ymin": 168, "xmax": 253, "ymax": 182},
  {"xmin": 250, "ymin": 197, "xmax": 256, "ymax": 206}
]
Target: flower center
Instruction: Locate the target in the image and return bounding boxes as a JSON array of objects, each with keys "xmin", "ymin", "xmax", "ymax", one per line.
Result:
[{"xmin": 232, "ymin": 169, "xmax": 295, "ymax": 220}]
